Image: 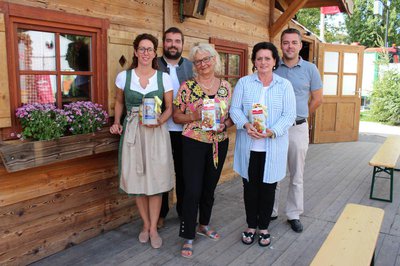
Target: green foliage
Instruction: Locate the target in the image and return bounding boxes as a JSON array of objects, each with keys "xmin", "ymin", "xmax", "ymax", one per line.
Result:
[
  {"xmin": 296, "ymin": 8, "xmax": 321, "ymax": 35},
  {"xmin": 360, "ymin": 110, "xmax": 377, "ymax": 122},
  {"xmin": 345, "ymin": 0, "xmax": 400, "ymax": 47},
  {"xmin": 370, "ymin": 68, "xmax": 400, "ymax": 125}
]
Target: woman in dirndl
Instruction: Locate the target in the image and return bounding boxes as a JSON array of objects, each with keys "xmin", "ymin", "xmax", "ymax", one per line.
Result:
[{"xmin": 110, "ymin": 33, "xmax": 174, "ymax": 249}]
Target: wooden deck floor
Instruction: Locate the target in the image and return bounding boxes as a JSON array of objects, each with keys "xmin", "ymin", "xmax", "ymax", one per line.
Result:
[{"xmin": 32, "ymin": 133, "xmax": 400, "ymax": 266}]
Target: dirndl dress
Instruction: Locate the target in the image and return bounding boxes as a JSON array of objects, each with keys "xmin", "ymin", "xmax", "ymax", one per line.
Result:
[{"xmin": 118, "ymin": 70, "xmax": 174, "ymax": 196}]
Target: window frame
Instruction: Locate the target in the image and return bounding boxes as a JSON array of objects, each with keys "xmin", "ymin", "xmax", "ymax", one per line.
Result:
[
  {"xmin": 209, "ymin": 37, "xmax": 248, "ymax": 84},
  {"xmin": 2, "ymin": 3, "xmax": 109, "ymax": 139}
]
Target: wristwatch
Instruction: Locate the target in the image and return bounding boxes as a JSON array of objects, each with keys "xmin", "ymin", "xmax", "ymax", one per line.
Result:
[{"xmin": 270, "ymin": 131, "xmax": 276, "ymax": 139}]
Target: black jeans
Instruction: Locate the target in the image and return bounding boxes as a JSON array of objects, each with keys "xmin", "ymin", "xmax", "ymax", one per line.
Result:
[
  {"xmin": 160, "ymin": 131, "xmax": 184, "ymax": 218},
  {"xmin": 179, "ymin": 137, "xmax": 229, "ymax": 239},
  {"xmin": 243, "ymin": 151, "xmax": 277, "ymax": 230}
]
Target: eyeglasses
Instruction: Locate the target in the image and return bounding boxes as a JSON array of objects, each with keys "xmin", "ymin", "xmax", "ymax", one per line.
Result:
[
  {"xmin": 137, "ymin": 47, "xmax": 155, "ymax": 54},
  {"xmin": 193, "ymin": 56, "xmax": 213, "ymax": 66}
]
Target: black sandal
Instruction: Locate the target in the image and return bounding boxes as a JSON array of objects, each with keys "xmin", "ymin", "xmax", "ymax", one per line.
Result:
[
  {"xmin": 241, "ymin": 231, "xmax": 256, "ymax": 245},
  {"xmin": 258, "ymin": 233, "xmax": 271, "ymax": 247}
]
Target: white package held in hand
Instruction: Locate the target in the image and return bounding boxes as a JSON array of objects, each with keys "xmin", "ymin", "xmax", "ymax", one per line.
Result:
[{"xmin": 202, "ymin": 99, "xmax": 217, "ymax": 131}]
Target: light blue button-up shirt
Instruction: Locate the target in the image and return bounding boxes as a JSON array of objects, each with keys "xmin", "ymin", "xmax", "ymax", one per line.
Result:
[
  {"xmin": 230, "ymin": 73, "xmax": 296, "ymax": 183},
  {"xmin": 274, "ymin": 57, "xmax": 322, "ymax": 119}
]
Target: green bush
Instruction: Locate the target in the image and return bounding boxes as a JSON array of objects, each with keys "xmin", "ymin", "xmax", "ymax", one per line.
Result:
[{"xmin": 370, "ymin": 69, "xmax": 400, "ymax": 125}]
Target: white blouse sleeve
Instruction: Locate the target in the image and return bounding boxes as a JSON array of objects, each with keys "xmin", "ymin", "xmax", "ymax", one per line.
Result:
[
  {"xmin": 162, "ymin": 72, "xmax": 173, "ymax": 93},
  {"xmin": 115, "ymin": 71, "xmax": 127, "ymax": 90}
]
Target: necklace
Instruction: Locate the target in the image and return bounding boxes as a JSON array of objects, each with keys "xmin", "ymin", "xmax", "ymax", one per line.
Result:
[{"xmin": 197, "ymin": 77, "xmax": 217, "ymax": 93}]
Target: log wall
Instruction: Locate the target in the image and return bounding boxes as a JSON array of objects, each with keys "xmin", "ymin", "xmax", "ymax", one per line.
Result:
[{"xmin": 0, "ymin": 0, "xmax": 319, "ymax": 264}]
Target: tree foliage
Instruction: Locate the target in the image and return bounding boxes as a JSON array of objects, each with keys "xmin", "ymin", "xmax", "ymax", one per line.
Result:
[
  {"xmin": 296, "ymin": 8, "xmax": 320, "ymax": 35},
  {"xmin": 296, "ymin": 8, "xmax": 349, "ymax": 43},
  {"xmin": 370, "ymin": 68, "xmax": 400, "ymax": 125},
  {"xmin": 370, "ymin": 49, "xmax": 400, "ymax": 125},
  {"xmin": 345, "ymin": 0, "xmax": 400, "ymax": 47},
  {"xmin": 296, "ymin": 1, "xmax": 400, "ymax": 46}
]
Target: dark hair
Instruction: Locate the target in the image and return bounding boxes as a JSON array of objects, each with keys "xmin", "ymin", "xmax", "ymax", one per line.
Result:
[
  {"xmin": 251, "ymin": 42, "xmax": 280, "ymax": 72},
  {"xmin": 131, "ymin": 33, "xmax": 158, "ymax": 69},
  {"xmin": 163, "ymin": 27, "xmax": 184, "ymax": 44},
  {"xmin": 281, "ymin": 28, "xmax": 302, "ymax": 42}
]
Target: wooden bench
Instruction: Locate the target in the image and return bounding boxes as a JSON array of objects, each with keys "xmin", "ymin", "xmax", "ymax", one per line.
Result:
[
  {"xmin": 369, "ymin": 135, "xmax": 400, "ymax": 202},
  {"xmin": 311, "ymin": 203, "xmax": 384, "ymax": 266}
]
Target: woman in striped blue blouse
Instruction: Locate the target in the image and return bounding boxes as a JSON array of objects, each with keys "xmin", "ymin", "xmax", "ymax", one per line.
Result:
[{"xmin": 230, "ymin": 42, "xmax": 296, "ymax": 247}]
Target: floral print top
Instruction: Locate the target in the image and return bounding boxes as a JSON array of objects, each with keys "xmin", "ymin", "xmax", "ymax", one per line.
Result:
[{"xmin": 174, "ymin": 78, "xmax": 232, "ymax": 167}]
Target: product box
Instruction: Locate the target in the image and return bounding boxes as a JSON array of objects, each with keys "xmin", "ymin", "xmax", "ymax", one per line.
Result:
[
  {"xmin": 251, "ymin": 103, "xmax": 267, "ymax": 133},
  {"xmin": 141, "ymin": 98, "xmax": 158, "ymax": 125},
  {"xmin": 202, "ymin": 99, "xmax": 217, "ymax": 131},
  {"xmin": 215, "ymin": 100, "xmax": 221, "ymax": 129}
]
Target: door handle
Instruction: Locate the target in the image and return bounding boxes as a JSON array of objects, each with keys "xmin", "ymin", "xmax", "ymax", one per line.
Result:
[{"xmin": 356, "ymin": 88, "xmax": 361, "ymax": 98}]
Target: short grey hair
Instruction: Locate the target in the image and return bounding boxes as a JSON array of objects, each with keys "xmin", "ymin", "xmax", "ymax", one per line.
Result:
[{"xmin": 189, "ymin": 43, "xmax": 222, "ymax": 76}]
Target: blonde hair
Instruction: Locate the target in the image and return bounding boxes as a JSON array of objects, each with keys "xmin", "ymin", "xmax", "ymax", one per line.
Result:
[{"xmin": 189, "ymin": 43, "xmax": 222, "ymax": 76}]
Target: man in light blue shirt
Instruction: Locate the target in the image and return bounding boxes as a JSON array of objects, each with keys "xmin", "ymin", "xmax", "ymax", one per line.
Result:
[
  {"xmin": 273, "ymin": 28, "xmax": 323, "ymax": 233},
  {"xmin": 157, "ymin": 27, "xmax": 193, "ymax": 228}
]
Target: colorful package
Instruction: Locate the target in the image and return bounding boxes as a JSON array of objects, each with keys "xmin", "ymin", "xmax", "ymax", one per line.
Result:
[
  {"xmin": 202, "ymin": 99, "xmax": 217, "ymax": 131},
  {"xmin": 251, "ymin": 103, "xmax": 267, "ymax": 133}
]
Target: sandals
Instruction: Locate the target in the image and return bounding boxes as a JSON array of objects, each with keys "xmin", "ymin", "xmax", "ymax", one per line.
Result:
[
  {"xmin": 197, "ymin": 225, "xmax": 220, "ymax": 241},
  {"xmin": 258, "ymin": 233, "xmax": 271, "ymax": 247},
  {"xmin": 181, "ymin": 240, "xmax": 194, "ymax": 258},
  {"xmin": 241, "ymin": 231, "xmax": 256, "ymax": 245}
]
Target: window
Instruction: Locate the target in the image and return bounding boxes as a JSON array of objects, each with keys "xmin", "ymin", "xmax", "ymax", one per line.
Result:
[
  {"xmin": 17, "ymin": 29, "xmax": 93, "ymax": 105},
  {"xmin": 3, "ymin": 3, "xmax": 108, "ymax": 135},
  {"xmin": 210, "ymin": 38, "xmax": 248, "ymax": 88}
]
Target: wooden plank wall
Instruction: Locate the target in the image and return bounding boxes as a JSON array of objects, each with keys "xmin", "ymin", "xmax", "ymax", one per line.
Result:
[
  {"xmin": 0, "ymin": 0, "xmax": 320, "ymax": 264},
  {"xmin": 0, "ymin": 13, "xmax": 11, "ymax": 129},
  {"xmin": 0, "ymin": 151, "xmax": 137, "ymax": 265}
]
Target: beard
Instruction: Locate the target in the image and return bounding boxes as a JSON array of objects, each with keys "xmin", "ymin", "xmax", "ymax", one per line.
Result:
[{"xmin": 164, "ymin": 47, "xmax": 182, "ymax": 60}]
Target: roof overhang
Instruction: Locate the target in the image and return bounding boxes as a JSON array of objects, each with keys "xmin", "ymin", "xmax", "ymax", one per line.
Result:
[{"xmin": 270, "ymin": 0, "xmax": 354, "ymax": 40}]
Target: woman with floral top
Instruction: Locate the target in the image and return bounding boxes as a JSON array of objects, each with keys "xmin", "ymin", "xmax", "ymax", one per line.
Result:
[{"xmin": 173, "ymin": 43, "xmax": 233, "ymax": 258}]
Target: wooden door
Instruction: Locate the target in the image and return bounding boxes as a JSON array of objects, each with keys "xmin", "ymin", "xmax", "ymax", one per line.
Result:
[{"xmin": 313, "ymin": 43, "xmax": 364, "ymax": 143}]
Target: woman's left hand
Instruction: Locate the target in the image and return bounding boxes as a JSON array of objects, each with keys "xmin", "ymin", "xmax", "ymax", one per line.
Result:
[{"xmin": 216, "ymin": 123, "xmax": 226, "ymax": 133}]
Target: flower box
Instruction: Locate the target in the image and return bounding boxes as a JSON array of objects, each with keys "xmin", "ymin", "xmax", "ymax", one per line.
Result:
[{"xmin": 0, "ymin": 128, "xmax": 119, "ymax": 173}]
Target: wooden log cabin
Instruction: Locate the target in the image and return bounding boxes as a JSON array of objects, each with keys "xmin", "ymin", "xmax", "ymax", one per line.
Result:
[{"xmin": 0, "ymin": 0, "xmax": 353, "ymax": 264}]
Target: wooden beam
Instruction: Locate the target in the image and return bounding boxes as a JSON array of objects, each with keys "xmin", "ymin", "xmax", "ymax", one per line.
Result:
[
  {"xmin": 269, "ymin": 0, "xmax": 308, "ymax": 40},
  {"xmin": 163, "ymin": 0, "xmax": 173, "ymax": 31},
  {"xmin": 303, "ymin": 0, "xmax": 352, "ymax": 14},
  {"xmin": 269, "ymin": 0, "xmax": 275, "ymax": 27},
  {"xmin": 276, "ymin": 0, "xmax": 288, "ymax": 9},
  {"xmin": 304, "ymin": 0, "xmax": 342, "ymax": 8}
]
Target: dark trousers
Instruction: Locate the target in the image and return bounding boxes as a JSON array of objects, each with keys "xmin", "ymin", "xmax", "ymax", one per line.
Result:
[
  {"xmin": 160, "ymin": 131, "xmax": 184, "ymax": 218},
  {"xmin": 179, "ymin": 137, "xmax": 229, "ymax": 239},
  {"xmin": 243, "ymin": 151, "xmax": 277, "ymax": 230}
]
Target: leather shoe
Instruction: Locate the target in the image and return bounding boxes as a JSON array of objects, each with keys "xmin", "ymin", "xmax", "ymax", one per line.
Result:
[
  {"xmin": 287, "ymin": 219, "xmax": 303, "ymax": 233},
  {"xmin": 270, "ymin": 216, "xmax": 278, "ymax": 221}
]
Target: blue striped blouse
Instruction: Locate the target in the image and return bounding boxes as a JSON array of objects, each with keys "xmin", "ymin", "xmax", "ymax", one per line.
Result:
[{"xmin": 230, "ymin": 73, "xmax": 296, "ymax": 183}]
